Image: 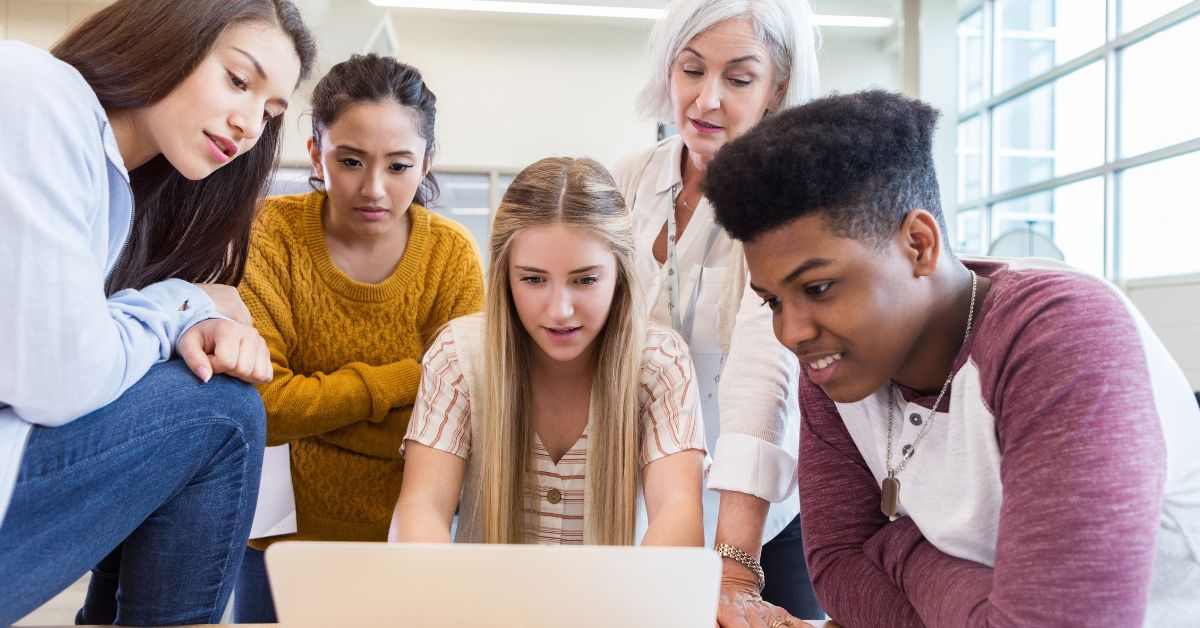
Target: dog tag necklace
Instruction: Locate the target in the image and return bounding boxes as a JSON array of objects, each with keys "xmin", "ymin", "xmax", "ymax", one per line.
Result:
[{"xmin": 882, "ymin": 270, "xmax": 978, "ymax": 521}]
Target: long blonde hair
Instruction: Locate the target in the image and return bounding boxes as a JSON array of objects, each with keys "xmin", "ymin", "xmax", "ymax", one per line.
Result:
[{"xmin": 479, "ymin": 157, "xmax": 645, "ymax": 545}]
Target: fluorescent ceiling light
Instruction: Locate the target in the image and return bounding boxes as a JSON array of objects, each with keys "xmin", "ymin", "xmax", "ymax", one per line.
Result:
[
  {"xmin": 369, "ymin": 0, "xmax": 662, "ymax": 19},
  {"xmin": 815, "ymin": 15, "xmax": 895, "ymax": 29},
  {"xmin": 368, "ymin": 1, "xmax": 895, "ymax": 28}
]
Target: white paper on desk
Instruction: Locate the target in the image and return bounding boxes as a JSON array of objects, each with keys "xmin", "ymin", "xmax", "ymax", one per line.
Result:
[{"xmin": 249, "ymin": 444, "xmax": 297, "ymax": 539}]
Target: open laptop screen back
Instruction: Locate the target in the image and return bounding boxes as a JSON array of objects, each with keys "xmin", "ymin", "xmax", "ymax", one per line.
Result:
[{"xmin": 266, "ymin": 541, "xmax": 721, "ymax": 628}]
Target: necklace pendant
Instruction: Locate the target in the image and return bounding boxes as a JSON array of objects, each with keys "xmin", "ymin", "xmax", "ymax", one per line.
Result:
[{"xmin": 881, "ymin": 473, "xmax": 901, "ymax": 521}]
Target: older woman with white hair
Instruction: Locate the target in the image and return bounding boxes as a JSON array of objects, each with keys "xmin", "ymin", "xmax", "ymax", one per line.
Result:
[{"xmin": 611, "ymin": 0, "xmax": 822, "ymax": 625}]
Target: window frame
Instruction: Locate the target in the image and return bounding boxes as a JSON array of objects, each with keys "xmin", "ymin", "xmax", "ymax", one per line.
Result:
[{"xmin": 956, "ymin": 0, "xmax": 1200, "ymax": 281}]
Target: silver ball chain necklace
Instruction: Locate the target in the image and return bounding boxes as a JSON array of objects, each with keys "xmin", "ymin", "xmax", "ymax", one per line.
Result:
[{"xmin": 881, "ymin": 269, "xmax": 978, "ymax": 521}]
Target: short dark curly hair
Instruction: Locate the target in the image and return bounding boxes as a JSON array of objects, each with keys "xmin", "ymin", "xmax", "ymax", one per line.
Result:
[{"xmin": 706, "ymin": 90, "xmax": 945, "ymax": 246}]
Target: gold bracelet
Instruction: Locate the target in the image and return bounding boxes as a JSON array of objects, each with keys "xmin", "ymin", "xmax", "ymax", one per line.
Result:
[{"xmin": 714, "ymin": 543, "xmax": 766, "ymax": 591}]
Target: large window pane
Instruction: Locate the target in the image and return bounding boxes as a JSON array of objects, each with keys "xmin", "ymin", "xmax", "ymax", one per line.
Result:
[
  {"xmin": 1122, "ymin": 0, "xmax": 1191, "ymax": 33},
  {"xmin": 959, "ymin": 11, "xmax": 985, "ymax": 109},
  {"xmin": 995, "ymin": 0, "xmax": 1106, "ymax": 92},
  {"xmin": 993, "ymin": 62, "xmax": 1105, "ymax": 193},
  {"xmin": 1120, "ymin": 16, "xmax": 1200, "ymax": 157},
  {"xmin": 958, "ymin": 116, "xmax": 984, "ymax": 202},
  {"xmin": 955, "ymin": 209, "xmax": 988, "ymax": 256},
  {"xmin": 1120, "ymin": 152, "xmax": 1200, "ymax": 279},
  {"xmin": 988, "ymin": 178, "xmax": 1105, "ymax": 275}
]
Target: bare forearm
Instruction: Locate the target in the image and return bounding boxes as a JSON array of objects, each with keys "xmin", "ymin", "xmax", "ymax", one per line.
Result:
[
  {"xmin": 716, "ymin": 490, "xmax": 770, "ymax": 554},
  {"xmin": 715, "ymin": 490, "xmax": 770, "ymax": 584},
  {"xmin": 642, "ymin": 450, "xmax": 705, "ymax": 546},
  {"xmin": 642, "ymin": 498, "xmax": 704, "ymax": 546},
  {"xmin": 390, "ymin": 444, "xmax": 465, "ymax": 543},
  {"xmin": 388, "ymin": 502, "xmax": 453, "ymax": 544}
]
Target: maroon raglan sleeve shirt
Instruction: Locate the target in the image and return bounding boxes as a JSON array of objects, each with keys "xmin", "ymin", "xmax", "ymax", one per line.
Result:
[{"xmin": 798, "ymin": 259, "xmax": 1200, "ymax": 627}]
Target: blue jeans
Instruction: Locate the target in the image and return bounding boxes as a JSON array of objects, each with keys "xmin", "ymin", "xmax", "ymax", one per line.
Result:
[
  {"xmin": 761, "ymin": 514, "xmax": 825, "ymax": 620},
  {"xmin": 0, "ymin": 360, "xmax": 265, "ymax": 626},
  {"xmin": 233, "ymin": 547, "xmax": 277, "ymax": 623}
]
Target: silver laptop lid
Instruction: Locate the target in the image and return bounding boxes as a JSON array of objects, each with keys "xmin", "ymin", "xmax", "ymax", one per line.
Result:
[{"xmin": 266, "ymin": 541, "xmax": 721, "ymax": 628}]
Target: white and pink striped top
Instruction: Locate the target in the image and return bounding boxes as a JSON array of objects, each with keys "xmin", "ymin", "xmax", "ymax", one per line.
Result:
[{"xmin": 404, "ymin": 314, "xmax": 706, "ymax": 544}]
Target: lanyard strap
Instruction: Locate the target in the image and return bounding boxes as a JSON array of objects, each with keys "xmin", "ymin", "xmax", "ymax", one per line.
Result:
[{"xmin": 665, "ymin": 184, "xmax": 722, "ymax": 342}]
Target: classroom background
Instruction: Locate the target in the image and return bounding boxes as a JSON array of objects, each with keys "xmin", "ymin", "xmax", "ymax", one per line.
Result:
[{"xmin": 5, "ymin": 0, "xmax": 1198, "ymax": 623}]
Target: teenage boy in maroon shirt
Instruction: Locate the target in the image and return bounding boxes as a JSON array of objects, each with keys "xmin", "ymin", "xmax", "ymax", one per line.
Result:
[{"xmin": 704, "ymin": 90, "xmax": 1200, "ymax": 627}]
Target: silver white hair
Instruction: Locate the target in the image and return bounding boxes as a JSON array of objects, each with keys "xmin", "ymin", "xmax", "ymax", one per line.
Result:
[{"xmin": 637, "ymin": 0, "xmax": 821, "ymax": 122}]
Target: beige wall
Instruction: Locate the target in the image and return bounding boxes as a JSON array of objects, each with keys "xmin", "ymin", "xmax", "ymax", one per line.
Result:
[
  {"xmin": 0, "ymin": 0, "xmax": 106, "ymax": 47},
  {"xmin": 0, "ymin": 1, "xmax": 903, "ymax": 171},
  {"xmin": 292, "ymin": 6, "xmax": 905, "ymax": 170},
  {"xmin": 381, "ymin": 10, "xmax": 655, "ymax": 172},
  {"xmin": 371, "ymin": 9, "xmax": 904, "ymax": 172},
  {"xmin": 819, "ymin": 36, "xmax": 902, "ymax": 96}
]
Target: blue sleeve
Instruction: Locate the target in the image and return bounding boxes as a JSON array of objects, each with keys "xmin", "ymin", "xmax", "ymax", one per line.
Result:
[{"xmin": 0, "ymin": 42, "xmax": 222, "ymax": 426}]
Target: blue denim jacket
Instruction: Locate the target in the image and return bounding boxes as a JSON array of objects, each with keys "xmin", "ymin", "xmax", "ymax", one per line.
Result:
[{"xmin": 0, "ymin": 42, "xmax": 222, "ymax": 527}]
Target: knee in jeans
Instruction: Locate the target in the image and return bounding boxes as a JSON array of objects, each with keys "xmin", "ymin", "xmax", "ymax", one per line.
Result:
[{"xmin": 192, "ymin": 374, "xmax": 266, "ymax": 451}]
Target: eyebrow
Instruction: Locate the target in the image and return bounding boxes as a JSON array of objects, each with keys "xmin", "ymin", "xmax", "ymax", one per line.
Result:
[
  {"xmin": 233, "ymin": 47, "xmax": 290, "ymax": 109},
  {"xmin": 680, "ymin": 47, "xmax": 764, "ymax": 65},
  {"xmin": 515, "ymin": 265, "xmax": 602, "ymax": 275},
  {"xmin": 334, "ymin": 145, "xmax": 416, "ymax": 158},
  {"xmin": 750, "ymin": 257, "xmax": 834, "ymax": 293}
]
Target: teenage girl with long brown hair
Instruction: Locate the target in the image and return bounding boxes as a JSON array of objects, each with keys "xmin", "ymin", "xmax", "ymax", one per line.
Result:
[{"xmin": 0, "ymin": 1, "xmax": 315, "ymax": 624}]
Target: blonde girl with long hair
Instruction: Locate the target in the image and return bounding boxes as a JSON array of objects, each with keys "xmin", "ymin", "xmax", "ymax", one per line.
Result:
[{"xmin": 389, "ymin": 157, "xmax": 706, "ymax": 546}]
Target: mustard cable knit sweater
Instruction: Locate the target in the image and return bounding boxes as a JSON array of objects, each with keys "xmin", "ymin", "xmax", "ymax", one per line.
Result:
[{"xmin": 239, "ymin": 191, "xmax": 484, "ymax": 548}]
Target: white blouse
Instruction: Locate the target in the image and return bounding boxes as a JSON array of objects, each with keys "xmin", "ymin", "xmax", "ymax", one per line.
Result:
[{"xmin": 612, "ymin": 136, "xmax": 802, "ymax": 543}]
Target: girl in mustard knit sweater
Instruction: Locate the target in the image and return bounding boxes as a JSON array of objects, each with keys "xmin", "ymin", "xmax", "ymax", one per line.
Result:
[{"xmin": 234, "ymin": 55, "xmax": 484, "ymax": 622}]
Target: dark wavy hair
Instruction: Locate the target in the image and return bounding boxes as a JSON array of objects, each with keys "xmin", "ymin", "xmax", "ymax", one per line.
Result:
[
  {"xmin": 52, "ymin": 0, "xmax": 317, "ymax": 294},
  {"xmin": 309, "ymin": 54, "xmax": 440, "ymax": 206},
  {"xmin": 707, "ymin": 90, "xmax": 945, "ymax": 245}
]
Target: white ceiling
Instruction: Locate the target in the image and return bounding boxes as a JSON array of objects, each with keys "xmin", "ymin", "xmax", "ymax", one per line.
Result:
[
  {"xmin": 358, "ymin": 0, "xmax": 899, "ymax": 18},
  {"xmin": 9, "ymin": 0, "xmax": 897, "ymax": 21},
  {"xmin": 359, "ymin": 0, "xmax": 901, "ymax": 39},
  {"xmin": 384, "ymin": 0, "xmax": 898, "ymax": 15}
]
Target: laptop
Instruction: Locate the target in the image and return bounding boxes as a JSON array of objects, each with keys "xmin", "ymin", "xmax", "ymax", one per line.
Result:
[{"xmin": 265, "ymin": 541, "xmax": 722, "ymax": 627}]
